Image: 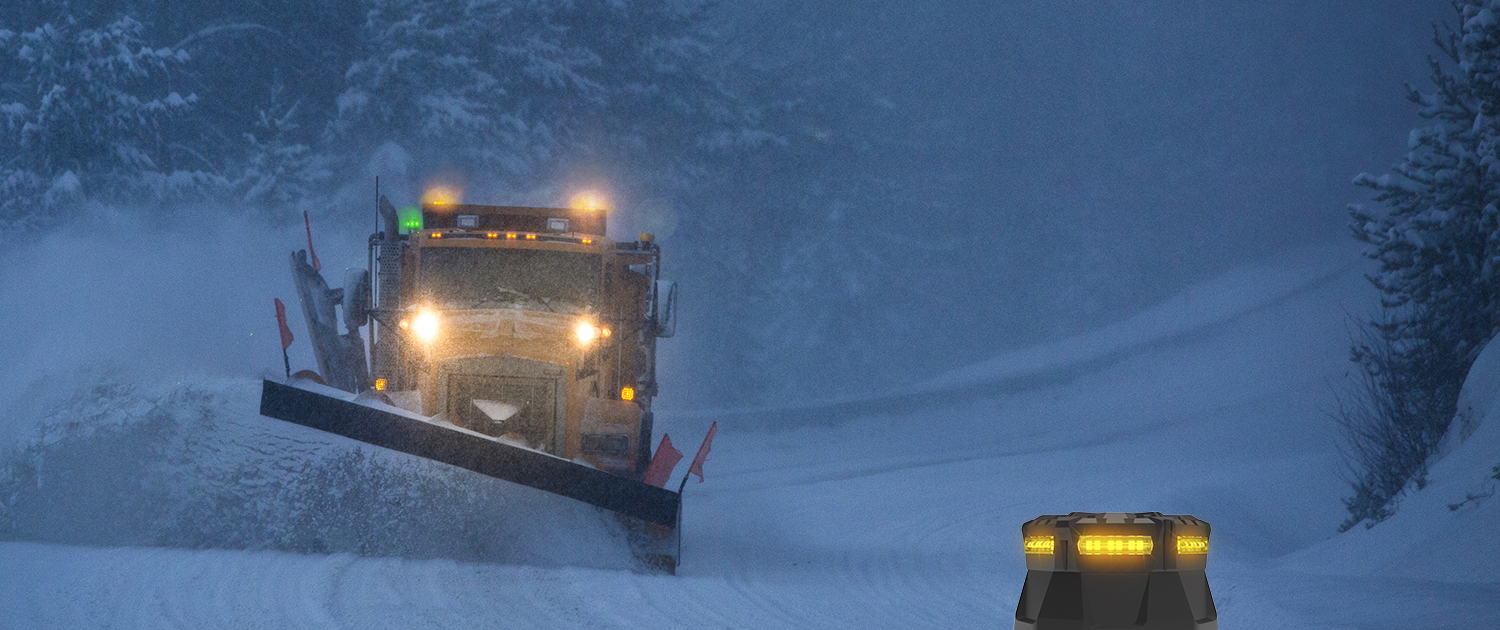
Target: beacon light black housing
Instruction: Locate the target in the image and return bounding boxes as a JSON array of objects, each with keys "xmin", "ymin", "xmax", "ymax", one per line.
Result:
[{"xmin": 1015, "ymin": 512, "xmax": 1217, "ymax": 629}]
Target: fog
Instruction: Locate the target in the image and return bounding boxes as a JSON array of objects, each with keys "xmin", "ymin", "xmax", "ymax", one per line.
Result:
[
  {"xmin": 0, "ymin": 1, "xmax": 1453, "ymax": 414},
  {"xmin": 691, "ymin": 0, "xmax": 1449, "ymax": 406},
  {"xmin": 0, "ymin": 209, "xmax": 348, "ymax": 444}
]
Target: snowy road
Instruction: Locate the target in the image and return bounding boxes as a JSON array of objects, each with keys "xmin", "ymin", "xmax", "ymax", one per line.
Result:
[{"xmin": 4, "ymin": 245, "xmax": 1499, "ymax": 628}]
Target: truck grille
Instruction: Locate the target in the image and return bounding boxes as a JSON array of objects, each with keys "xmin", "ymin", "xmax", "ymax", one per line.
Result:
[{"xmin": 447, "ymin": 374, "xmax": 556, "ymax": 447}]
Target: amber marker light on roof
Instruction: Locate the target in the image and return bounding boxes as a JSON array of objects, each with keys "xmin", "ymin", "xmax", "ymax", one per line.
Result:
[
  {"xmin": 1177, "ymin": 536, "xmax": 1208, "ymax": 555},
  {"xmin": 525, "ymin": 233, "xmax": 537, "ymax": 240},
  {"xmin": 430, "ymin": 232, "xmax": 442, "ymax": 239},
  {"xmin": 581, "ymin": 238, "xmax": 593, "ymax": 244},
  {"xmin": 374, "ymin": 378, "xmax": 387, "ymax": 391},
  {"xmin": 486, "ymin": 232, "xmax": 498, "ymax": 239},
  {"xmin": 1076, "ymin": 535, "xmax": 1154, "ymax": 556},
  {"xmin": 506, "ymin": 232, "xmax": 517, "ymax": 239},
  {"xmin": 1024, "ymin": 536, "xmax": 1054, "ymax": 555},
  {"xmin": 620, "ymin": 386, "xmax": 635, "ymax": 401}
]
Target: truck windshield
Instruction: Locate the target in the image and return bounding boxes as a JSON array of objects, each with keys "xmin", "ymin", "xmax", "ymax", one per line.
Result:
[{"xmin": 419, "ymin": 247, "xmax": 601, "ymax": 313}]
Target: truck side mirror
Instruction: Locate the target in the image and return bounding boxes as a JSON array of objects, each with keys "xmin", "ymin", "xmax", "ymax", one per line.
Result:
[
  {"xmin": 345, "ymin": 268, "xmax": 371, "ymax": 333},
  {"xmin": 655, "ymin": 280, "xmax": 678, "ymax": 338}
]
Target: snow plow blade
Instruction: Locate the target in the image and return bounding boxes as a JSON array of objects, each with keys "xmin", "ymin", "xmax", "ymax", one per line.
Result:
[{"xmin": 258, "ymin": 379, "xmax": 681, "ymax": 528}]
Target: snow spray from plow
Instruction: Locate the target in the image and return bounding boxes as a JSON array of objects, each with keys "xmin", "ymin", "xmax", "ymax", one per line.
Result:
[
  {"xmin": 258, "ymin": 378, "xmax": 684, "ymax": 572},
  {"xmin": 258, "ymin": 380, "xmax": 681, "ymax": 527}
]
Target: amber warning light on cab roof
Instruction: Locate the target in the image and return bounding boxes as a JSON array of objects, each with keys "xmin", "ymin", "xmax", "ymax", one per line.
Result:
[
  {"xmin": 1014, "ymin": 512, "xmax": 1217, "ymax": 629},
  {"xmin": 569, "ymin": 191, "xmax": 608, "ymax": 211},
  {"xmin": 421, "ymin": 186, "xmax": 462, "ymax": 206}
]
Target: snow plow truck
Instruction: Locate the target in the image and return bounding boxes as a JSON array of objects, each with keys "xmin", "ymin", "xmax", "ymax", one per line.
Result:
[{"xmin": 258, "ymin": 195, "xmax": 682, "ymax": 571}]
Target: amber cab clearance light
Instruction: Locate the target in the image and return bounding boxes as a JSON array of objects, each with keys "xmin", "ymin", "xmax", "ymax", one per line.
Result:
[{"xmin": 620, "ymin": 386, "xmax": 635, "ymax": 401}]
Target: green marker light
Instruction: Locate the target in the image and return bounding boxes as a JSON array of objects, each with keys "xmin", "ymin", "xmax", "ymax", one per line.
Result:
[{"xmin": 398, "ymin": 206, "xmax": 422, "ymax": 233}]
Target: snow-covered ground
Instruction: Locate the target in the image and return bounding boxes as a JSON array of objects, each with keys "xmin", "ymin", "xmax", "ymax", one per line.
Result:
[{"xmin": 3, "ymin": 242, "xmax": 1498, "ymax": 629}]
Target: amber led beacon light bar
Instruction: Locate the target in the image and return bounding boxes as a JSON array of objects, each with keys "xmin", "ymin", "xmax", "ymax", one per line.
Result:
[{"xmin": 1014, "ymin": 512, "xmax": 1217, "ymax": 629}]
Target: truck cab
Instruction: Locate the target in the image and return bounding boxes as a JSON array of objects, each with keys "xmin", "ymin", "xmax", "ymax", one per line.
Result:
[{"xmin": 369, "ymin": 201, "xmax": 676, "ymax": 477}]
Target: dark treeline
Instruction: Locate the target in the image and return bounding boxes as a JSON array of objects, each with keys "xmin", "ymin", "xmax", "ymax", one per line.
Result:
[
  {"xmin": 0, "ymin": 0, "xmax": 761, "ymax": 216},
  {"xmin": 0, "ymin": 0, "xmax": 936, "ymax": 405}
]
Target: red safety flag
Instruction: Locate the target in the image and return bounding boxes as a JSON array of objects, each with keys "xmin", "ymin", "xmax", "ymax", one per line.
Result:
[
  {"xmin": 304, "ymin": 211, "xmax": 321, "ymax": 271},
  {"xmin": 274, "ymin": 298, "xmax": 294, "ymax": 349},
  {"xmin": 687, "ymin": 421, "xmax": 717, "ymax": 483},
  {"xmin": 642, "ymin": 434, "xmax": 683, "ymax": 488}
]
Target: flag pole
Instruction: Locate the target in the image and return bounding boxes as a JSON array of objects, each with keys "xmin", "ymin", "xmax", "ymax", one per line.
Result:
[
  {"xmin": 275, "ymin": 298, "xmax": 295, "ymax": 381},
  {"xmin": 676, "ymin": 483, "xmax": 684, "ymax": 568}
]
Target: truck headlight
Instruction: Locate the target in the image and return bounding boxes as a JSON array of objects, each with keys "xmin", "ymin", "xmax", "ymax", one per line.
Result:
[
  {"xmin": 576, "ymin": 321, "xmax": 598, "ymax": 345},
  {"xmin": 412, "ymin": 310, "xmax": 440, "ymax": 343}
]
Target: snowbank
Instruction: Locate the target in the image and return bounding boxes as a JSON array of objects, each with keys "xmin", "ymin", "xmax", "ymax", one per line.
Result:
[
  {"xmin": 0, "ymin": 375, "xmax": 639, "ymax": 571},
  {"xmin": 1280, "ymin": 333, "xmax": 1500, "ymax": 585},
  {"xmin": 1433, "ymin": 327, "xmax": 1500, "ymax": 463}
]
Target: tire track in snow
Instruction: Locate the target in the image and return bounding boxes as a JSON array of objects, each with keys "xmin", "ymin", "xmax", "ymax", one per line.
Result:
[
  {"xmin": 714, "ymin": 405, "xmax": 1195, "ymax": 493},
  {"xmin": 663, "ymin": 245, "xmax": 1357, "ymax": 427}
]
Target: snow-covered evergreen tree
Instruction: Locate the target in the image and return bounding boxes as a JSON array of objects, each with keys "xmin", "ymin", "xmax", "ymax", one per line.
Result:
[
  {"xmin": 1344, "ymin": 0, "xmax": 1500, "ymax": 529},
  {"xmin": 331, "ymin": 0, "xmax": 753, "ymax": 200},
  {"xmin": 0, "ymin": 15, "xmax": 208, "ymax": 230},
  {"xmin": 236, "ymin": 80, "xmax": 332, "ymax": 208}
]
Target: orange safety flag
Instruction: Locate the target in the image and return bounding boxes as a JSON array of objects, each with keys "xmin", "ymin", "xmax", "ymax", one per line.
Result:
[
  {"xmin": 304, "ymin": 211, "xmax": 321, "ymax": 271},
  {"xmin": 274, "ymin": 298, "xmax": 294, "ymax": 349},
  {"xmin": 642, "ymin": 434, "xmax": 683, "ymax": 488},
  {"xmin": 687, "ymin": 421, "xmax": 717, "ymax": 483}
]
